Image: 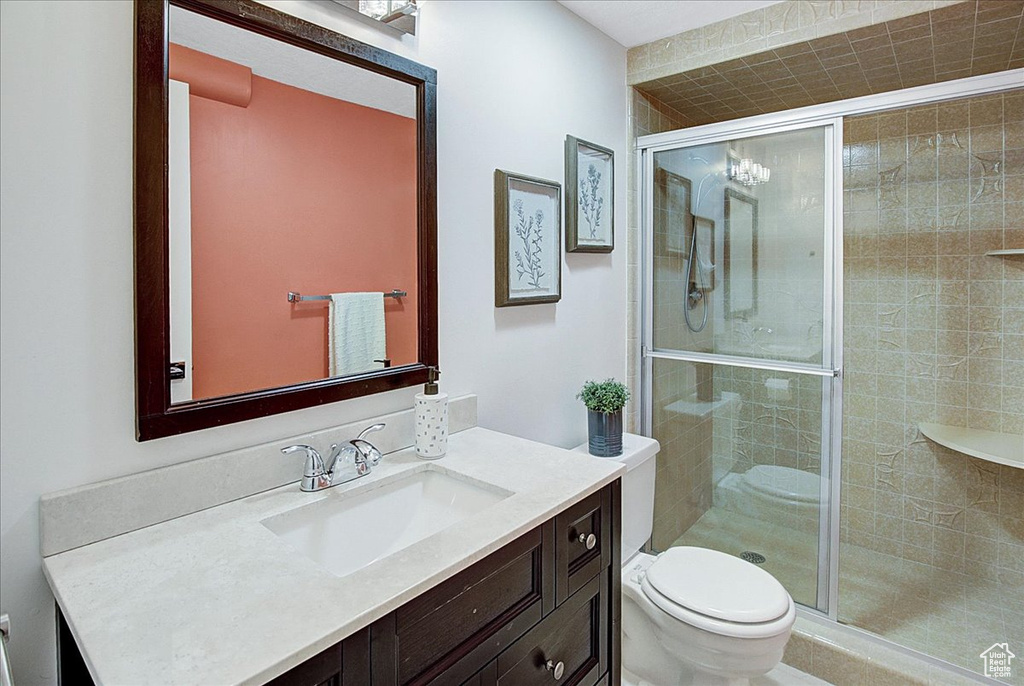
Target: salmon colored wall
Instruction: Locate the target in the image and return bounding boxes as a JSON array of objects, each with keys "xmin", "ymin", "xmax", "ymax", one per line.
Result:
[
  {"xmin": 175, "ymin": 47, "xmax": 418, "ymax": 400},
  {"xmin": 169, "ymin": 43, "xmax": 252, "ymax": 107}
]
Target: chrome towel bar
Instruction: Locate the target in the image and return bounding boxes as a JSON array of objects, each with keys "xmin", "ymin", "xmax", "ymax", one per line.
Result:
[{"xmin": 288, "ymin": 289, "xmax": 406, "ymax": 303}]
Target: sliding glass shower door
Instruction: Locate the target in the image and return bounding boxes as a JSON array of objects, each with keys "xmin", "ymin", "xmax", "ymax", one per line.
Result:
[{"xmin": 640, "ymin": 120, "xmax": 842, "ymax": 613}]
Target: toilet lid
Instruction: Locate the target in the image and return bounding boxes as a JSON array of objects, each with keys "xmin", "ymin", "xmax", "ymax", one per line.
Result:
[
  {"xmin": 643, "ymin": 547, "xmax": 791, "ymax": 623},
  {"xmin": 745, "ymin": 465, "xmax": 820, "ymax": 504}
]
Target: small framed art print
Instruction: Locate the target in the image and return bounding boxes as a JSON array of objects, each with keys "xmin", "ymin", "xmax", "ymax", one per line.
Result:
[
  {"xmin": 565, "ymin": 135, "xmax": 613, "ymax": 253},
  {"xmin": 494, "ymin": 169, "xmax": 562, "ymax": 307}
]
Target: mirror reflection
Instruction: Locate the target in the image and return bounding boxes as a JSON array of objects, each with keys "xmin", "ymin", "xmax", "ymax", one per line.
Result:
[
  {"xmin": 167, "ymin": 6, "xmax": 419, "ymax": 403},
  {"xmin": 331, "ymin": 0, "xmax": 419, "ymax": 34}
]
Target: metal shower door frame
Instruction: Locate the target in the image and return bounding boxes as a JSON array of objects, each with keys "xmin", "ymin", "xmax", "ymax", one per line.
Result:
[{"xmin": 637, "ymin": 115, "xmax": 845, "ymax": 618}]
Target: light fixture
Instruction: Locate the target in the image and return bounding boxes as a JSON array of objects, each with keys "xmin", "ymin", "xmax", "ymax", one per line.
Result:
[
  {"xmin": 330, "ymin": 1, "xmax": 420, "ymax": 34},
  {"xmin": 355, "ymin": 0, "xmax": 418, "ymax": 21},
  {"xmin": 729, "ymin": 157, "xmax": 771, "ymax": 186}
]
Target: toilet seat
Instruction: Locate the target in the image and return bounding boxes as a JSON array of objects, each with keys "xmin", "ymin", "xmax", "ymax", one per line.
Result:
[
  {"xmin": 743, "ymin": 465, "xmax": 819, "ymax": 504},
  {"xmin": 639, "ymin": 547, "xmax": 795, "ymax": 639}
]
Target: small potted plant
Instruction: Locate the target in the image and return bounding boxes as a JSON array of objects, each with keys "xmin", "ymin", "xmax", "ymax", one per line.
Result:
[{"xmin": 577, "ymin": 378, "xmax": 630, "ymax": 457}]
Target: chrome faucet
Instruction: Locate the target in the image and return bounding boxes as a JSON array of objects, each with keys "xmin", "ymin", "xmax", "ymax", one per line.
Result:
[{"xmin": 281, "ymin": 423, "xmax": 386, "ymax": 492}]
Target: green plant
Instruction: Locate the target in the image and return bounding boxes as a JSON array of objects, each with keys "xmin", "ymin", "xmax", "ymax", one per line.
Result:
[{"xmin": 576, "ymin": 378, "xmax": 630, "ymax": 414}]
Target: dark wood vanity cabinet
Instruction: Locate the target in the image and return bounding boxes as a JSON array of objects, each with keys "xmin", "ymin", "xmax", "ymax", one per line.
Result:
[
  {"xmin": 58, "ymin": 481, "xmax": 620, "ymax": 686},
  {"xmin": 270, "ymin": 480, "xmax": 620, "ymax": 686}
]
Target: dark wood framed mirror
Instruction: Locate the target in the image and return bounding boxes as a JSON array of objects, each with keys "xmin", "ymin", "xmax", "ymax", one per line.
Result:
[{"xmin": 135, "ymin": 0, "xmax": 437, "ymax": 441}]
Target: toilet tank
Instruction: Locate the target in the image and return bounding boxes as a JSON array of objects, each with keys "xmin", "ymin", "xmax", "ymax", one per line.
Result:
[{"xmin": 574, "ymin": 433, "xmax": 659, "ymax": 563}]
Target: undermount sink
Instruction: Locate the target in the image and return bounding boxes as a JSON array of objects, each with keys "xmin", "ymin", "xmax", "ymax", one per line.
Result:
[{"xmin": 262, "ymin": 468, "xmax": 511, "ymax": 578}]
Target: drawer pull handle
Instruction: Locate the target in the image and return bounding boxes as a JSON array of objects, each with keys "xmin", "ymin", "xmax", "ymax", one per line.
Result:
[
  {"xmin": 545, "ymin": 659, "xmax": 565, "ymax": 680},
  {"xmin": 577, "ymin": 532, "xmax": 597, "ymax": 550}
]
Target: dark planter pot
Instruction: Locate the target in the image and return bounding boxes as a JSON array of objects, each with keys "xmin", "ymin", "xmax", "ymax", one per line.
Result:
[{"xmin": 588, "ymin": 409, "xmax": 623, "ymax": 457}]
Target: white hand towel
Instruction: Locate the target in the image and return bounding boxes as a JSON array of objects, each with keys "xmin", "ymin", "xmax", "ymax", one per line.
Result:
[{"xmin": 329, "ymin": 292, "xmax": 386, "ymax": 376}]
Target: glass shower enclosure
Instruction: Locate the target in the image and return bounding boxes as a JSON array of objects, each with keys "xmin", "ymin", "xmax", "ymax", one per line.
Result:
[{"xmin": 639, "ymin": 119, "xmax": 843, "ymax": 614}]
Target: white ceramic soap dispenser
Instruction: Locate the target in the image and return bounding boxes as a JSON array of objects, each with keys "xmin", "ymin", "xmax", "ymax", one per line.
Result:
[{"xmin": 415, "ymin": 366, "xmax": 448, "ymax": 459}]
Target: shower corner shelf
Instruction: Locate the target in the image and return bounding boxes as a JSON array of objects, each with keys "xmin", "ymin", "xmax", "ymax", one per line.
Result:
[
  {"xmin": 918, "ymin": 422, "xmax": 1024, "ymax": 470},
  {"xmin": 985, "ymin": 248, "xmax": 1024, "ymax": 257}
]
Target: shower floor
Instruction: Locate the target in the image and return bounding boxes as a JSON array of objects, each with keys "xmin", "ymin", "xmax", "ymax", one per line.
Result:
[{"xmin": 674, "ymin": 507, "xmax": 1023, "ymax": 683}]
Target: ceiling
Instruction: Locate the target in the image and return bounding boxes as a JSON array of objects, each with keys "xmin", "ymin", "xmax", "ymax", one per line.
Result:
[
  {"xmin": 637, "ymin": 1, "xmax": 1024, "ymax": 128},
  {"xmin": 558, "ymin": 0, "xmax": 785, "ymax": 48}
]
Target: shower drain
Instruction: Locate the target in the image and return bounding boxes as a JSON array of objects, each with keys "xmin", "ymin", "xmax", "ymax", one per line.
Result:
[{"xmin": 740, "ymin": 551, "xmax": 766, "ymax": 565}]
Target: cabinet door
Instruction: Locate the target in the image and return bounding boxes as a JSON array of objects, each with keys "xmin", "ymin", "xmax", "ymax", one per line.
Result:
[
  {"xmin": 267, "ymin": 629, "xmax": 370, "ymax": 686},
  {"xmin": 266, "ymin": 644, "xmax": 343, "ymax": 686},
  {"xmin": 489, "ymin": 569, "xmax": 608, "ymax": 686},
  {"xmin": 554, "ymin": 489, "xmax": 610, "ymax": 605},
  {"xmin": 372, "ymin": 523, "xmax": 554, "ymax": 686}
]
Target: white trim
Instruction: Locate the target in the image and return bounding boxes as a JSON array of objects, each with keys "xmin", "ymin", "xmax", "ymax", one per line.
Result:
[{"xmin": 637, "ymin": 69, "xmax": 1024, "ymax": 151}]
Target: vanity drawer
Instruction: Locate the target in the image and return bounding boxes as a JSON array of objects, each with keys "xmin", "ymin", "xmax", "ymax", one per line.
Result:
[
  {"xmin": 485, "ymin": 569, "xmax": 608, "ymax": 686},
  {"xmin": 372, "ymin": 522, "xmax": 555, "ymax": 686},
  {"xmin": 554, "ymin": 488, "xmax": 610, "ymax": 605}
]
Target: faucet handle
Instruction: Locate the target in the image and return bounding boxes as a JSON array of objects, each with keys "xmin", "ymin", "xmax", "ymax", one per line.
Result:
[
  {"xmin": 352, "ymin": 423, "xmax": 385, "ymax": 466},
  {"xmin": 281, "ymin": 444, "xmax": 331, "ymax": 492},
  {"xmin": 350, "ymin": 439, "xmax": 383, "ymax": 467},
  {"xmin": 357, "ymin": 423, "xmax": 385, "ymax": 440},
  {"xmin": 281, "ymin": 444, "xmax": 324, "ymax": 474}
]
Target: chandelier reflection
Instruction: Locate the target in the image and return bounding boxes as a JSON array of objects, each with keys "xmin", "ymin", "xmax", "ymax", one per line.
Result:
[{"xmin": 729, "ymin": 158, "xmax": 771, "ymax": 186}]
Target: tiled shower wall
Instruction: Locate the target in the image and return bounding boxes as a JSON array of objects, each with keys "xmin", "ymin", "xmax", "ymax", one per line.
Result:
[
  {"xmin": 627, "ymin": 89, "xmax": 689, "ymax": 434},
  {"xmin": 840, "ymin": 90, "xmax": 1024, "ymax": 649},
  {"xmin": 650, "ymin": 359, "xmax": 715, "ymax": 550}
]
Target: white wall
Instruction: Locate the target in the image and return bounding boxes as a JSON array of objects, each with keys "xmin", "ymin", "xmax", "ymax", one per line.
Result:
[{"xmin": 0, "ymin": 2, "xmax": 627, "ymax": 683}]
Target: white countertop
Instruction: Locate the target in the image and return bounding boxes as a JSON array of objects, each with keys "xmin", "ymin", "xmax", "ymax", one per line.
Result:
[{"xmin": 43, "ymin": 428, "xmax": 624, "ymax": 686}]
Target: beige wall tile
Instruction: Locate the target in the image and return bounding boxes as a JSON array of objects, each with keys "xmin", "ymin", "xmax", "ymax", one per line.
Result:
[{"xmin": 838, "ymin": 91, "xmax": 1022, "ymax": 675}]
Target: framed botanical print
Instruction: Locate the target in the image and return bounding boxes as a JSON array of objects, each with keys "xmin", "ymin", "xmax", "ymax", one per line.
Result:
[
  {"xmin": 565, "ymin": 135, "xmax": 613, "ymax": 252},
  {"xmin": 494, "ymin": 170, "xmax": 562, "ymax": 306}
]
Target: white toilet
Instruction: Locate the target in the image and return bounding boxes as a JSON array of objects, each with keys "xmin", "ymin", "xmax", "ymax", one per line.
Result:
[{"xmin": 576, "ymin": 434, "xmax": 796, "ymax": 686}]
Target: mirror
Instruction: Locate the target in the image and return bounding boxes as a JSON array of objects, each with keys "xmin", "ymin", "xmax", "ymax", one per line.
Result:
[
  {"xmin": 135, "ymin": 0, "xmax": 437, "ymax": 440},
  {"xmin": 723, "ymin": 188, "xmax": 757, "ymax": 320}
]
